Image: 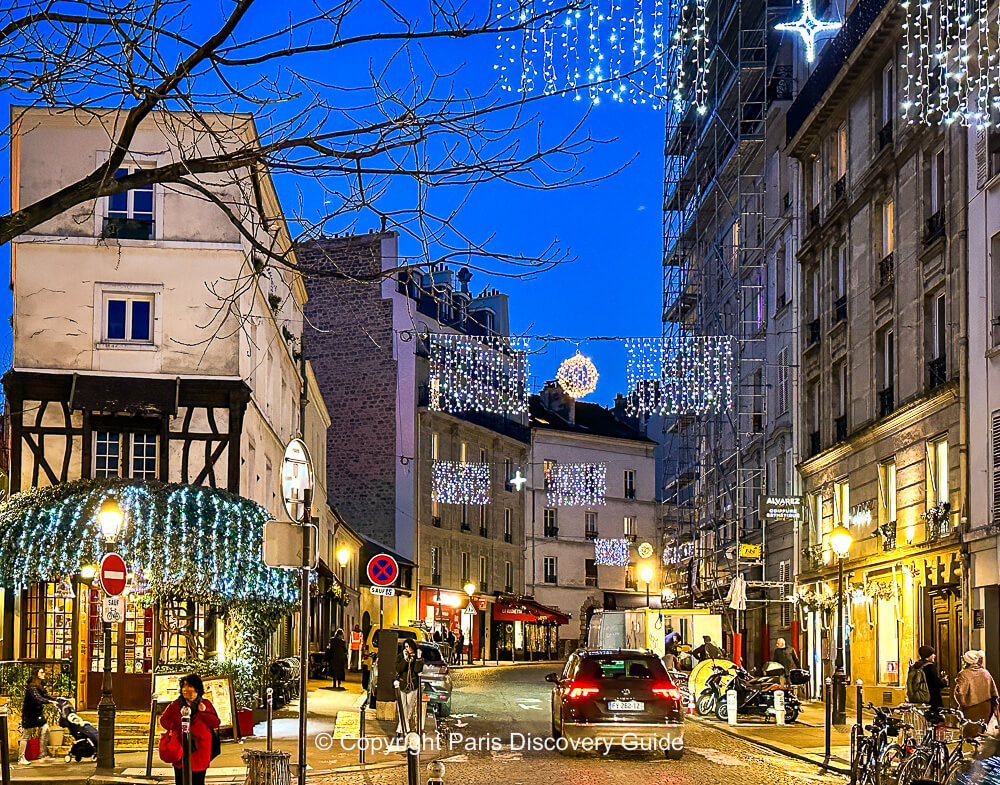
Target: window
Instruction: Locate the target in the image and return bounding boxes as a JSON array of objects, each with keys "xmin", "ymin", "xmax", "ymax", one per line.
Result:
[
  {"xmin": 505, "ymin": 561, "xmax": 513, "ymax": 592},
  {"xmin": 929, "ymin": 149, "xmax": 945, "ymax": 215},
  {"xmin": 624, "ymin": 516, "xmax": 636, "ymax": 539},
  {"xmin": 543, "ymin": 556, "xmax": 558, "ymax": 584},
  {"xmin": 931, "ymin": 293, "xmax": 946, "ymax": 360},
  {"xmin": 834, "ymin": 244, "xmax": 847, "ymax": 299},
  {"xmin": 105, "ymin": 167, "xmax": 154, "ymax": 239},
  {"xmin": 585, "ymin": 559, "xmax": 598, "ymax": 587},
  {"xmin": 991, "ymin": 233, "xmax": 1000, "ymax": 345},
  {"xmin": 624, "ymin": 470, "xmax": 636, "ymax": 499},
  {"xmin": 104, "ymin": 294, "xmax": 153, "ymax": 342},
  {"xmin": 811, "ymin": 159, "xmax": 822, "ymax": 207},
  {"xmin": 504, "ymin": 458, "xmax": 512, "ymax": 489},
  {"xmin": 479, "ymin": 505, "xmax": 487, "ymax": 532},
  {"xmin": 430, "ymin": 432, "xmax": 439, "ymax": 460},
  {"xmin": 430, "ymin": 547, "xmax": 440, "ymax": 577},
  {"xmin": 480, "ymin": 447, "xmax": 487, "ymax": 465},
  {"xmin": 504, "ymin": 508, "xmax": 512, "ymax": 541},
  {"xmin": 95, "ymin": 432, "xmax": 121, "ymax": 477},
  {"xmin": 881, "ymin": 62, "xmax": 894, "ymax": 127},
  {"xmin": 460, "ymin": 442, "xmax": 468, "ymax": 463},
  {"xmin": 585, "ymin": 511, "xmax": 598, "ymax": 539},
  {"xmin": 543, "ymin": 459, "xmax": 555, "ymax": 489},
  {"xmin": 835, "ymin": 123, "xmax": 848, "ymax": 180},
  {"xmin": 479, "ymin": 556, "xmax": 487, "ymax": 587},
  {"xmin": 878, "ymin": 460, "xmax": 897, "ymax": 525},
  {"xmin": 879, "ymin": 328, "xmax": 894, "ymax": 392},
  {"xmin": 776, "ymin": 246, "xmax": 787, "ymax": 308},
  {"xmin": 993, "ymin": 412, "xmax": 1000, "ymax": 529},
  {"xmin": 834, "ymin": 480, "xmax": 850, "ymax": 527},
  {"xmin": 461, "ymin": 552, "xmax": 470, "ymax": 583},
  {"xmin": 131, "ymin": 433, "xmax": 158, "ymax": 479},
  {"xmin": 625, "ymin": 563, "xmax": 637, "ymax": 589},
  {"xmin": 834, "ymin": 361, "xmax": 847, "ymax": 419},
  {"xmin": 776, "ymin": 348, "xmax": 789, "ymax": 415},
  {"xmin": 543, "ymin": 508, "xmax": 558, "ymax": 538},
  {"xmin": 808, "ymin": 493, "xmax": 824, "ymax": 547},
  {"xmin": 876, "ymin": 591, "xmax": 900, "ymax": 685},
  {"xmin": 882, "ymin": 199, "xmax": 895, "ymax": 257},
  {"xmin": 927, "ymin": 437, "xmax": 949, "ymax": 506},
  {"xmin": 810, "ymin": 266, "xmax": 820, "ymax": 320}
]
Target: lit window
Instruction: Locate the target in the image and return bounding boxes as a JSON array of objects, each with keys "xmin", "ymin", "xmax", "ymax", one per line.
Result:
[
  {"xmin": 132, "ymin": 434, "xmax": 158, "ymax": 479},
  {"xmin": 95, "ymin": 432, "xmax": 121, "ymax": 477},
  {"xmin": 878, "ymin": 460, "xmax": 897, "ymax": 524},
  {"xmin": 927, "ymin": 437, "xmax": 949, "ymax": 506},
  {"xmin": 834, "ymin": 480, "xmax": 850, "ymax": 527}
]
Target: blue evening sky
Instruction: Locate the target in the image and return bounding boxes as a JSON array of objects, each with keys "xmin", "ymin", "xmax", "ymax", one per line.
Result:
[{"xmin": 0, "ymin": 2, "xmax": 666, "ymax": 406}]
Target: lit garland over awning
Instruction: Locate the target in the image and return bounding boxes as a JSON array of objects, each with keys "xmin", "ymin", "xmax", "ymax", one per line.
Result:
[{"xmin": 0, "ymin": 479, "xmax": 298, "ymax": 606}]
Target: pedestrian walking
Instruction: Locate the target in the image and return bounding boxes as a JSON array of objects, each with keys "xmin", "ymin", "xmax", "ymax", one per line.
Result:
[
  {"xmin": 395, "ymin": 639, "xmax": 424, "ymax": 739},
  {"xmin": 349, "ymin": 625, "xmax": 364, "ymax": 671},
  {"xmin": 772, "ymin": 638, "xmax": 800, "ymax": 684},
  {"xmin": 159, "ymin": 673, "xmax": 220, "ymax": 785},
  {"xmin": 663, "ymin": 631, "xmax": 680, "ymax": 672},
  {"xmin": 907, "ymin": 645, "xmax": 949, "ymax": 721},
  {"xmin": 454, "ymin": 630, "xmax": 465, "ymax": 665},
  {"xmin": 328, "ymin": 629, "xmax": 348, "ymax": 690},
  {"xmin": 692, "ymin": 635, "xmax": 724, "ymax": 662},
  {"xmin": 17, "ymin": 668, "xmax": 57, "ymax": 765},
  {"xmin": 954, "ymin": 650, "xmax": 999, "ymax": 738}
]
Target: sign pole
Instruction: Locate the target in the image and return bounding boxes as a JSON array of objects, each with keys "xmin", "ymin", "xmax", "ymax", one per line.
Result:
[{"xmin": 298, "ymin": 488, "xmax": 312, "ymax": 785}]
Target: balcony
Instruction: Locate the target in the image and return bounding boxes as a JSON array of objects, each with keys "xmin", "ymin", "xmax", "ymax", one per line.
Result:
[
  {"xmin": 625, "ymin": 488, "xmax": 636, "ymax": 500},
  {"xmin": 585, "ymin": 530, "xmax": 599, "ymax": 541},
  {"xmin": 808, "ymin": 204, "xmax": 821, "ymax": 231},
  {"xmin": 879, "ymin": 521, "xmax": 897, "ymax": 552},
  {"xmin": 878, "ymin": 120, "xmax": 893, "ymax": 151},
  {"xmin": 102, "ymin": 216, "xmax": 154, "ymax": 240},
  {"xmin": 479, "ymin": 526, "xmax": 488, "ymax": 537},
  {"xmin": 834, "ymin": 295, "xmax": 847, "ymax": 324},
  {"xmin": 431, "ymin": 516, "xmax": 441, "ymax": 528},
  {"xmin": 878, "ymin": 386, "xmax": 894, "ymax": 418},
  {"xmin": 928, "ymin": 355, "xmax": 947, "ymax": 389},
  {"xmin": 835, "ymin": 415, "xmax": 847, "ymax": 443},
  {"xmin": 585, "ymin": 575, "xmax": 598, "ymax": 587},
  {"xmin": 924, "ymin": 210, "xmax": 945, "ymax": 244},
  {"xmin": 543, "ymin": 527, "xmax": 559, "ymax": 539},
  {"xmin": 804, "ymin": 544, "xmax": 825, "ymax": 570},
  {"xmin": 878, "ymin": 252, "xmax": 894, "ymax": 289},
  {"xmin": 806, "ymin": 318, "xmax": 821, "ymax": 348},
  {"xmin": 460, "ymin": 522, "xmax": 471, "ymax": 532},
  {"xmin": 808, "ymin": 430, "xmax": 821, "ymax": 458},
  {"xmin": 503, "ymin": 532, "xmax": 513, "ymax": 544},
  {"xmin": 834, "ymin": 175, "xmax": 847, "ymax": 202},
  {"xmin": 431, "ymin": 572, "xmax": 442, "ymax": 586}
]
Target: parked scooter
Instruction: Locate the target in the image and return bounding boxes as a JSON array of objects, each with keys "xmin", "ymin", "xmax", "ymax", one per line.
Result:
[
  {"xmin": 714, "ymin": 664, "xmax": 803, "ymax": 723},
  {"xmin": 696, "ymin": 664, "xmax": 735, "ymax": 716}
]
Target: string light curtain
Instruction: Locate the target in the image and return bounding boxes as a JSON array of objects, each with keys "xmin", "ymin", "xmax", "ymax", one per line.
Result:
[
  {"xmin": 546, "ymin": 462, "xmax": 607, "ymax": 506},
  {"xmin": 901, "ymin": 0, "xmax": 999, "ymax": 127},
  {"xmin": 431, "ymin": 461, "xmax": 492, "ymax": 505},
  {"xmin": 427, "ymin": 334, "xmax": 530, "ymax": 415},
  {"xmin": 496, "ymin": 0, "xmax": 673, "ymax": 107},
  {"xmin": 669, "ymin": 0, "xmax": 711, "ymax": 114},
  {"xmin": 625, "ymin": 336, "xmax": 734, "ymax": 415},
  {"xmin": 594, "ymin": 538, "xmax": 631, "ymax": 566}
]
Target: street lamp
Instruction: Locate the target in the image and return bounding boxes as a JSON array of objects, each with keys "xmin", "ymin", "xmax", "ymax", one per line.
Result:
[
  {"xmin": 640, "ymin": 566, "xmax": 654, "ymax": 608},
  {"xmin": 828, "ymin": 524, "xmax": 853, "ymax": 726},
  {"xmin": 336, "ymin": 547, "xmax": 351, "ymax": 632},
  {"xmin": 464, "ymin": 583, "xmax": 476, "ymax": 665},
  {"xmin": 96, "ymin": 496, "xmax": 123, "ymax": 771}
]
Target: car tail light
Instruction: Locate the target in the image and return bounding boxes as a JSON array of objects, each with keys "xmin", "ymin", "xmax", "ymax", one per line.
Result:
[
  {"xmin": 566, "ymin": 683, "xmax": 600, "ymax": 700},
  {"xmin": 652, "ymin": 685, "xmax": 682, "ymax": 700}
]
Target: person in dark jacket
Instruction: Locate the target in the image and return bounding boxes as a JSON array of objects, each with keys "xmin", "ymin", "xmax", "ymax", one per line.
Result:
[
  {"xmin": 18, "ymin": 668, "xmax": 56, "ymax": 765},
  {"xmin": 772, "ymin": 638, "xmax": 801, "ymax": 683},
  {"xmin": 692, "ymin": 635, "xmax": 725, "ymax": 662},
  {"xmin": 159, "ymin": 673, "xmax": 220, "ymax": 785},
  {"xmin": 454, "ymin": 630, "xmax": 465, "ymax": 665},
  {"xmin": 328, "ymin": 629, "xmax": 348, "ymax": 690},
  {"xmin": 916, "ymin": 644, "xmax": 949, "ymax": 720},
  {"xmin": 395, "ymin": 639, "xmax": 424, "ymax": 737}
]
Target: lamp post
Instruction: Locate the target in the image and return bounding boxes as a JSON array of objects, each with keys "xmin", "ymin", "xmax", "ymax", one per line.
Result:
[
  {"xmin": 336, "ymin": 547, "xmax": 351, "ymax": 633},
  {"xmin": 96, "ymin": 496, "xmax": 124, "ymax": 771},
  {"xmin": 828, "ymin": 524, "xmax": 853, "ymax": 726},
  {"xmin": 640, "ymin": 566, "xmax": 654, "ymax": 608},
  {"xmin": 464, "ymin": 583, "xmax": 476, "ymax": 665}
]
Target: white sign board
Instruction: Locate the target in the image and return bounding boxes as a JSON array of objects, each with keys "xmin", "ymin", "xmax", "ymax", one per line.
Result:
[
  {"xmin": 281, "ymin": 438, "xmax": 314, "ymax": 522},
  {"xmin": 102, "ymin": 596, "xmax": 124, "ymax": 624},
  {"xmin": 263, "ymin": 520, "xmax": 319, "ymax": 569},
  {"xmin": 370, "ymin": 586, "xmax": 396, "ymax": 597}
]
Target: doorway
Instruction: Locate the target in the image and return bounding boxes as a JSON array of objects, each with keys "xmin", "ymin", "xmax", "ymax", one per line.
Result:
[{"xmin": 924, "ymin": 587, "xmax": 961, "ymax": 704}]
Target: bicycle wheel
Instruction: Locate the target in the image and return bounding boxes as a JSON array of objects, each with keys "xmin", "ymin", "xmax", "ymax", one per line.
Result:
[
  {"xmin": 896, "ymin": 748, "xmax": 931, "ymax": 785},
  {"xmin": 851, "ymin": 738, "xmax": 872, "ymax": 785},
  {"xmin": 944, "ymin": 756, "xmax": 976, "ymax": 785},
  {"xmin": 876, "ymin": 743, "xmax": 907, "ymax": 785},
  {"xmin": 851, "ymin": 723, "xmax": 864, "ymax": 769}
]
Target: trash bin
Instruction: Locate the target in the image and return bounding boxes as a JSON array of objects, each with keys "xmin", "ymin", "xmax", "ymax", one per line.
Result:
[{"xmin": 243, "ymin": 749, "xmax": 291, "ymax": 785}]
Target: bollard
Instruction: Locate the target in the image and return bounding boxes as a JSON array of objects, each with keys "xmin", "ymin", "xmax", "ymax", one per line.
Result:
[
  {"xmin": 266, "ymin": 687, "xmax": 273, "ymax": 753},
  {"xmin": 0, "ymin": 703, "xmax": 10, "ymax": 785},
  {"xmin": 726, "ymin": 689, "xmax": 738, "ymax": 726},
  {"xmin": 824, "ymin": 677, "xmax": 833, "ymax": 764},
  {"xmin": 181, "ymin": 705, "xmax": 192, "ymax": 785},
  {"xmin": 856, "ymin": 680, "xmax": 863, "ymax": 732},
  {"xmin": 775, "ymin": 688, "xmax": 785, "ymax": 726},
  {"xmin": 427, "ymin": 759, "xmax": 445, "ymax": 784},
  {"xmin": 418, "ymin": 675, "xmax": 424, "ymax": 737},
  {"xmin": 359, "ymin": 696, "xmax": 367, "ymax": 765},
  {"xmin": 406, "ymin": 732, "xmax": 420, "ymax": 785}
]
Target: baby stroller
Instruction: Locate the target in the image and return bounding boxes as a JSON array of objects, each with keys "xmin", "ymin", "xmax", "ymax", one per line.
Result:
[{"xmin": 55, "ymin": 697, "xmax": 97, "ymax": 763}]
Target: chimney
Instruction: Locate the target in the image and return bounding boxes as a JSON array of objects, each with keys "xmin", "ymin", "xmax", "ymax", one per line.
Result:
[{"xmin": 541, "ymin": 380, "xmax": 575, "ymax": 424}]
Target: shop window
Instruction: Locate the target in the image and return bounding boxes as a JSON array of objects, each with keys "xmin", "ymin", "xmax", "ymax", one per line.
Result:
[{"xmin": 21, "ymin": 582, "xmax": 73, "ymax": 660}]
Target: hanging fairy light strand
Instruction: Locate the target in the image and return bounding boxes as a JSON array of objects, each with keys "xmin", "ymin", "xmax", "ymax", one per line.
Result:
[
  {"xmin": 594, "ymin": 538, "xmax": 631, "ymax": 566},
  {"xmin": 431, "ymin": 461, "xmax": 492, "ymax": 505},
  {"xmin": 496, "ymin": 0, "xmax": 670, "ymax": 107},
  {"xmin": 427, "ymin": 334, "xmax": 530, "ymax": 415},
  {"xmin": 546, "ymin": 462, "xmax": 607, "ymax": 506},
  {"xmin": 624, "ymin": 336, "xmax": 735, "ymax": 415}
]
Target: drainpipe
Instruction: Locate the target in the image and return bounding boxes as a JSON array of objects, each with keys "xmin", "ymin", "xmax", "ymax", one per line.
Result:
[{"xmin": 956, "ymin": 125, "xmax": 972, "ymax": 655}]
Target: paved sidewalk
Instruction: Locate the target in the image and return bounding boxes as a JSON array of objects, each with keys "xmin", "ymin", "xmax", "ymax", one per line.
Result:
[
  {"xmin": 8, "ymin": 672, "xmax": 439, "ymax": 784},
  {"xmin": 690, "ymin": 700, "xmax": 853, "ymax": 775}
]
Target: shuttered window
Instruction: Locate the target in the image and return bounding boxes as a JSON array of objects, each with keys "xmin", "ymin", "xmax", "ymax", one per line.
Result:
[
  {"xmin": 992, "ymin": 411, "xmax": 1000, "ymax": 528},
  {"xmin": 777, "ymin": 348, "xmax": 789, "ymax": 415}
]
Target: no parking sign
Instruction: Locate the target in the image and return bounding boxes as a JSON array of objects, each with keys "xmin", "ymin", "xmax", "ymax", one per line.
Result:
[{"xmin": 367, "ymin": 553, "xmax": 399, "ymax": 587}]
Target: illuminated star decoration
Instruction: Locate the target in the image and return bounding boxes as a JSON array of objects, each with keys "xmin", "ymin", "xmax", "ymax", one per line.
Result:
[
  {"xmin": 509, "ymin": 470, "xmax": 527, "ymax": 492},
  {"xmin": 775, "ymin": 0, "xmax": 841, "ymax": 64}
]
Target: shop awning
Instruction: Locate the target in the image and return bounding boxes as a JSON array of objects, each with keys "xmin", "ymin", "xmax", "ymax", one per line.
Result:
[{"xmin": 493, "ymin": 598, "xmax": 569, "ymax": 625}]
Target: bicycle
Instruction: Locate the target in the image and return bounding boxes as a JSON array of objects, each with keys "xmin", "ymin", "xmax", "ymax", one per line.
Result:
[
  {"xmin": 850, "ymin": 703, "xmax": 910, "ymax": 785},
  {"xmin": 894, "ymin": 708, "xmax": 984, "ymax": 785}
]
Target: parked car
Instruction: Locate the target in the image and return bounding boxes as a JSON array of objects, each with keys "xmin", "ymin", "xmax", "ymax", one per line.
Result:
[
  {"xmin": 547, "ymin": 649, "xmax": 685, "ymax": 758},
  {"xmin": 368, "ymin": 640, "xmax": 452, "ymax": 717}
]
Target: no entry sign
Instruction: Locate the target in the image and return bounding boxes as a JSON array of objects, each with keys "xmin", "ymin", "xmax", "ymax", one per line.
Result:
[
  {"xmin": 367, "ymin": 554, "xmax": 399, "ymax": 587},
  {"xmin": 100, "ymin": 553, "xmax": 128, "ymax": 596}
]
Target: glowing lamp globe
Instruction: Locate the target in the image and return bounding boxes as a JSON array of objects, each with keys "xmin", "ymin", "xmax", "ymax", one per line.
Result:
[
  {"xmin": 337, "ymin": 547, "xmax": 351, "ymax": 567},
  {"xmin": 640, "ymin": 566, "xmax": 654, "ymax": 584},
  {"xmin": 556, "ymin": 352, "xmax": 599, "ymax": 399},
  {"xmin": 98, "ymin": 497, "xmax": 124, "ymax": 541},
  {"xmin": 829, "ymin": 525, "xmax": 853, "ymax": 559},
  {"xmin": 464, "ymin": 582, "xmax": 476, "ymax": 597}
]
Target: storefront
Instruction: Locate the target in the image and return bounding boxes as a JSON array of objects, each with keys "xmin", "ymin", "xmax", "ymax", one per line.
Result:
[{"xmin": 491, "ymin": 597, "xmax": 568, "ymax": 661}]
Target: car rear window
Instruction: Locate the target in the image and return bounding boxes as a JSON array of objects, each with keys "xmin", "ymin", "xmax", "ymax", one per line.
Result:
[{"xmin": 579, "ymin": 656, "xmax": 667, "ymax": 680}]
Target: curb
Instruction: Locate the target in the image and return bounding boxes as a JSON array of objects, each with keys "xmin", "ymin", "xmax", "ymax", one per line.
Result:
[
  {"xmin": 450, "ymin": 660, "xmax": 561, "ymax": 670},
  {"xmin": 689, "ymin": 715, "xmax": 852, "ymax": 775}
]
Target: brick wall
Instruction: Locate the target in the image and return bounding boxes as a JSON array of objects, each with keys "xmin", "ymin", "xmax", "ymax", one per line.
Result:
[{"xmin": 298, "ymin": 233, "xmax": 398, "ymax": 548}]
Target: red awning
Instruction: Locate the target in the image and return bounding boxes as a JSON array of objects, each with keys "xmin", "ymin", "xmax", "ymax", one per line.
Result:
[{"xmin": 493, "ymin": 599, "xmax": 569, "ymax": 625}]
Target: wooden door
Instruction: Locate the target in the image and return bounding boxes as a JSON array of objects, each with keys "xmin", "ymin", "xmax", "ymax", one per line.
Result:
[
  {"xmin": 85, "ymin": 588, "xmax": 153, "ymax": 709},
  {"xmin": 925, "ymin": 589, "xmax": 961, "ymax": 706}
]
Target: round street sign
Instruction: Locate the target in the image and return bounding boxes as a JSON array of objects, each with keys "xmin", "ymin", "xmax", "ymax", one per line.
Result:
[
  {"xmin": 100, "ymin": 553, "xmax": 128, "ymax": 597},
  {"xmin": 281, "ymin": 438, "xmax": 314, "ymax": 522},
  {"xmin": 367, "ymin": 553, "xmax": 399, "ymax": 587}
]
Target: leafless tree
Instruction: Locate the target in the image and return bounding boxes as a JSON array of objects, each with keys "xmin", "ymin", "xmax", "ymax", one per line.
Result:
[{"xmin": 0, "ymin": 0, "xmax": 624, "ymax": 284}]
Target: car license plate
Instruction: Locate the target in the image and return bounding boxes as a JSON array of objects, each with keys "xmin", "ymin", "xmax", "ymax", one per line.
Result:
[{"xmin": 609, "ymin": 700, "xmax": 644, "ymax": 711}]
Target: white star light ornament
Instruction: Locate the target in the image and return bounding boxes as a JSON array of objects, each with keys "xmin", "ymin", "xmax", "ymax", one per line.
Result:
[
  {"xmin": 775, "ymin": 0, "xmax": 842, "ymax": 64},
  {"xmin": 510, "ymin": 470, "xmax": 527, "ymax": 492}
]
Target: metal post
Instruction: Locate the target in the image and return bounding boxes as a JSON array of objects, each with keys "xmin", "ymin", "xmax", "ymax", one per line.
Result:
[
  {"xmin": 824, "ymin": 677, "xmax": 832, "ymax": 763},
  {"xmin": 834, "ymin": 556, "xmax": 847, "ymax": 725},
  {"xmin": 359, "ymin": 699, "xmax": 366, "ymax": 765},
  {"xmin": 266, "ymin": 687, "xmax": 273, "ymax": 752},
  {"xmin": 298, "ymin": 489, "xmax": 312, "ymax": 785},
  {"xmin": 97, "ymin": 538, "xmax": 116, "ymax": 771},
  {"xmin": 181, "ymin": 705, "xmax": 192, "ymax": 785},
  {"xmin": 406, "ymin": 735, "xmax": 419, "ymax": 785},
  {"xmin": 645, "ymin": 581, "xmax": 650, "ymax": 608},
  {"xmin": 145, "ymin": 699, "xmax": 157, "ymax": 776},
  {"xmin": 0, "ymin": 703, "xmax": 10, "ymax": 785},
  {"xmin": 856, "ymin": 679, "xmax": 863, "ymax": 730}
]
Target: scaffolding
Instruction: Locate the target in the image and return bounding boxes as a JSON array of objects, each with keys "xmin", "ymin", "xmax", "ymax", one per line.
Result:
[{"xmin": 661, "ymin": 0, "xmax": 776, "ymax": 617}]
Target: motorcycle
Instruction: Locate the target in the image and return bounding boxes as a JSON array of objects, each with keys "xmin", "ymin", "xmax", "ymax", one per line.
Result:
[
  {"xmin": 714, "ymin": 664, "xmax": 803, "ymax": 723},
  {"xmin": 696, "ymin": 664, "xmax": 735, "ymax": 716}
]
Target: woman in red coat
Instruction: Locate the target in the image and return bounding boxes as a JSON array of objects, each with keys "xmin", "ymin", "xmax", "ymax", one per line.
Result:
[{"xmin": 160, "ymin": 674, "xmax": 220, "ymax": 785}]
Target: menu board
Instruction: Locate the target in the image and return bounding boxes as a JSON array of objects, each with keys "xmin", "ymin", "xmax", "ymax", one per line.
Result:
[{"xmin": 151, "ymin": 674, "xmax": 238, "ymax": 738}]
